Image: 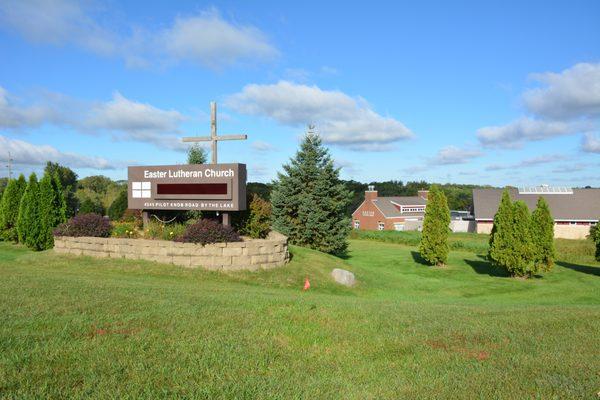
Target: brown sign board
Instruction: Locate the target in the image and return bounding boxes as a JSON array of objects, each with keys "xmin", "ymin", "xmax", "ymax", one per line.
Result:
[{"xmin": 127, "ymin": 163, "xmax": 246, "ymax": 211}]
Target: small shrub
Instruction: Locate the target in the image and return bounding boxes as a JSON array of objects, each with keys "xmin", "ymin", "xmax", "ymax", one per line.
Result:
[
  {"xmin": 143, "ymin": 220, "xmax": 186, "ymax": 240},
  {"xmin": 111, "ymin": 222, "xmax": 139, "ymax": 238},
  {"xmin": 242, "ymin": 194, "xmax": 271, "ymax": 239},
  {"xmin": 177, "ymin": 219, "xmax": 241, "ymax": 245},
  {"xmin": 122, "ymin": 209, "xmax": 143, "ymax": 228},
  {"xmin": 54, "ymin": 213, "xmax": 111, "ymax": 237}
]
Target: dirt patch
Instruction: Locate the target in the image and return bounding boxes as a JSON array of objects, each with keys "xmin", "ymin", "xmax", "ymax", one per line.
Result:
[{"xmin": 425, "ymin": 339, "xmax": 492, "ymax": 361}]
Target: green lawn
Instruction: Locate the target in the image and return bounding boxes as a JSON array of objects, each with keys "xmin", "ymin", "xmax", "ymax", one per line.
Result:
[{"xmin": 1, "ymin": 237, "xmax": 599, "ymax": 399}]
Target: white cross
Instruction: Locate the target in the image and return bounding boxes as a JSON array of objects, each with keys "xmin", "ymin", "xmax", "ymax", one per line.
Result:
[{"xmin": 181, "ymin": 102, "xmax": 247, "ymax": 164}]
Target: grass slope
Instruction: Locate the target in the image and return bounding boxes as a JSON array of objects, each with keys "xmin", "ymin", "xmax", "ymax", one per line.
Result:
[{"xmin": 0, "ymin": 239, "xmax": 599, "ymax": 399}]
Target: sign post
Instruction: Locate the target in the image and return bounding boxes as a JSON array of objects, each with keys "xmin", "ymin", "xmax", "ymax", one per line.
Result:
[{"xmin": 181, "ymin": 102, "xmax": 247, "ymax": 225}]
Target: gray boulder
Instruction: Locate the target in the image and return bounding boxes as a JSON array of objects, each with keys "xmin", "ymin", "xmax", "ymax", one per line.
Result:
[{"xmin": 331, "ymin": 268, "xmax": 356, "ymax": 287}]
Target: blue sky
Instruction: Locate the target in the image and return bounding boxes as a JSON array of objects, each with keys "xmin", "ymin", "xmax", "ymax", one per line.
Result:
[{"xmin": 0, "ymin": 0, "xmax": 599, "ymax": 186}]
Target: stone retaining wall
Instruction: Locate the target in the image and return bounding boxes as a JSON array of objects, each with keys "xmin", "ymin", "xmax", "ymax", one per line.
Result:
[{"xmin": 54, "ymin": 231, "xmax": 289, "ymax": 271}]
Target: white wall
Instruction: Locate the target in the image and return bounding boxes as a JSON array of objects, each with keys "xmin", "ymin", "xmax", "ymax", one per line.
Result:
[
  {"xmin": 476, "ymin": 221, "xmax": 592, "ymax": 239},
  {"xmin": 450, "ymin": 220, "xmax": 477, "ymax": 233}
]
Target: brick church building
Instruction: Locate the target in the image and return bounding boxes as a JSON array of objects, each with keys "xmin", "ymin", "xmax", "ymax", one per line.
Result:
[{"xmin": 352, "ymin": 186, "xmax": 429, "ymax": 231}]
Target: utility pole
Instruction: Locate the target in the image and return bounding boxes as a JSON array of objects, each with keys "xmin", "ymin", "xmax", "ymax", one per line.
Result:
[{"xmin": 6, "ymin": 151, "xmax": 13, "ymax": 179}]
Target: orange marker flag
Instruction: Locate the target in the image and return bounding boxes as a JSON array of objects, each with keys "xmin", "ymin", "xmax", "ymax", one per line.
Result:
[{"xmin": 303, "ymin": 276, "xmax": 311, "ymax": 291}]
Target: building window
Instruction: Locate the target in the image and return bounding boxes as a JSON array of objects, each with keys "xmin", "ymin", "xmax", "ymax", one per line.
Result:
[
  {"xmin": 354, "ymin": 220, "xmax": 360, "ymax": 229},
  {"xmin": 394, "ymin": 223, "xmax": 404, "ymax": 231},
  {"xmin": 378, "ymin": 222, "xmax": 385, "ymax": 231},
  {"xmin": 401, "ymin": 206, "xmax": 425, "ymax": 213}
]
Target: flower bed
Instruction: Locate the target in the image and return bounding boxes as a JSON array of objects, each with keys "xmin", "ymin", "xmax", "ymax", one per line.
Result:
[{"xmin": 53, "ymin": 231, "xmax": 289, "ymax": 272}]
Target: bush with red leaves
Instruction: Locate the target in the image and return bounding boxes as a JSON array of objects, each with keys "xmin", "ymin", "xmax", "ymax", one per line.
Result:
[
  {"xmin": 176, "ymin": 219, "xmax": 241, "ymax": 245},
  {"xmin": 53, "ymin": 213, "xmax": 112, "ymax": 237}
]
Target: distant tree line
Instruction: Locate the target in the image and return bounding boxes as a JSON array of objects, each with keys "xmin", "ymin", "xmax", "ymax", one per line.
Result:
[{"xmin": 241, "ymin": 180, "xmax": 488, "ymax": 215}]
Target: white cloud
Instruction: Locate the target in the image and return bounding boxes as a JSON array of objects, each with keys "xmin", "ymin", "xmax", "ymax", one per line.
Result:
[
  {"xmin": 430, "ymin": 145, "xmax": 482, "ymax": 165},
  {"xmin": 477, "ymin": 63, "xmax": 600, "ymax": 149},
  {"xmin": 0, "ymin": 0, "xmax": 116, "ymax": 55},
  {"xmin": 476, "ymin": 117, "xmax": 591, "ymax": 148},
  {"xmin": 0, "ymin": 135, "xmax": 123, "ymax": 169},
  {"xmin": 0, "ymin": 1, "xmax": 277, "ymax": 70},
  {"xmin": 523, "ymin": 63, "xmax": 600, "ymax": 119},
  {"xmin": 159, "ymin": 9, "xmax": 277, "ymax": 69},
  {"xmin": 582, "ymin": 133, "xmax": 600, "ymax": 153},
  {"xmin": 0, "ymin": 86, "xmax": 63, "ymax": 129},
  {"xmin": 0, "ymin": 87, "xmax": 189, "ymax": 151},
  {"xmin": 226, "ymin": 81, "xmax": 414, "ymax": 150},
  {"xmin": 485, "ymin": 154, "xmax": 569, "ymax": 171},
  {"xmin": 84, "ymin": 92, "xmax": 187, "ymax": 150},
  {"xmin": 251, "ymin": 140, "xmax": 276, "ymax": 152}
]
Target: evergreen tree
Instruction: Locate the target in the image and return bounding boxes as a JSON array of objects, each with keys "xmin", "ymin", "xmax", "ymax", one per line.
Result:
[
  {"xmin": 108, "ymin": 190, "xmax": 128, "ymax": 221},
  {"xmin": 0, "ymin": 175, "xmax": 27, "ymax": 242},
  {"xmin": 510, "ymin": 201, "xmax": 535, "ymax": 277},
  {"xmin": 17, "ymin": 173, "xmax": 44, "ymax": 250},
  {"xmin": 418, "ymin": 185, "xmax": 451, "ymax": 266},
  {"xmin": 530, "ymin": 197, "xmax": 555, "ymax": 272},
  {"xmin": 78, "ymin": 198, "xmax": 105, "ymax": 215},
  {"xmin": 44, "ymin": 162, "xmax": 78, "ymax": 217},
  {"xmin": 488, "ymin": 189, "xmax": 515, "ymax": 272},
  {"xmin": 271, "ymin": 129, "xmax": 352, "ymax": 255},
  {"xmin": 590, "ymin": 223, "xmax": 600, "ymax": 262},
  {"xmin": 38, "ymin": 172, "xmax": 67, "ymax": 250},
  {"xmin": 187, "ymin": 144, "xmax": 208, "ymax": 164}
]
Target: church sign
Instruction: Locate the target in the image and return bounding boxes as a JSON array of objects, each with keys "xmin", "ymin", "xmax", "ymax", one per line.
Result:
[{"xmin": 127, "ymin": 163, "xmax": 247, "ymax": 211}]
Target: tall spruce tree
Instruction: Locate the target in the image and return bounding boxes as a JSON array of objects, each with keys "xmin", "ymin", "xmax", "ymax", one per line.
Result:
[
  {"xmin": 39, "ymin": 172, "xmax": 67, "ymax": 250},
  {"xmin": 0, "ymin": 174, "xmax": 27, "ymax": 242},
  {"xmin": 530, "ymin": 197, "xmax": 555, "ymax": 272},
  {"xmin": 271, "ymin": 129, "xmax": 352, "ymax": 255},
  {"xmin": 419, "ymin": 185, "xmax": 450, "ymax": 266},
  {"xmin": 17, "ymin": 173, "xmax": 43, "ymax": 250},
  {"xmin": 488, "ymin": 189, "xmax": 514, "ymax": 272}
]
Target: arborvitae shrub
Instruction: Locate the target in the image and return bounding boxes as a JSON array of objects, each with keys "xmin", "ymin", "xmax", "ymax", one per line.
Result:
[
  {"xmin": 419, "ymin": 185, "xmax": 451, "ymax": 266},
  {"xmin": 530, "ymin": 197, "xmax": 556, "ymax": 272},
  {"xmin": 78, "ymin": 198, "xmax": 105, "ymax": 216},
  {"xmin": 243, "ymin": 194, "xmax": 272, "ymax": 239},
  {"xmin": 0, "ymin": 175, "xmax": 27, "ymax": 242},
  {"xmin": 17, "ymin": 173, "xmax": 44, "ymax": 250},
  {"xmin": 510, "ymin": 201, "xmax": 535, "ymax": 277},
  {"xmin": 271, "ymin": 131, "xmax": 352, "ymax": 256},
  {"xmin": 591, "ymin": 223, "xmax": 600, "ymax": 261},
  {"xmin": 108, "ymin": 190, "xmax": 128, "ymax": 221},
  {"xmin": 176, "ymin": 219, "xmax": 241, "ymax": 245},
  {"xmin": 38, "ymin": 172, "xmax": 67, "ymax": 250},
  {"xmin": 488, "ymin": 189, "xmax": 514, "ymax": 273},
  {"xmin": 54, "ymin": 213, "xmax": 112, "ymax": 237}
]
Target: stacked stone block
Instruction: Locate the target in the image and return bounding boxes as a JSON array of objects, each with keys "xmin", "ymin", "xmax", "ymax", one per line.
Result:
[{"xmin": 54, "ymin": 231, "xmax": 289, "ymax": 271}]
